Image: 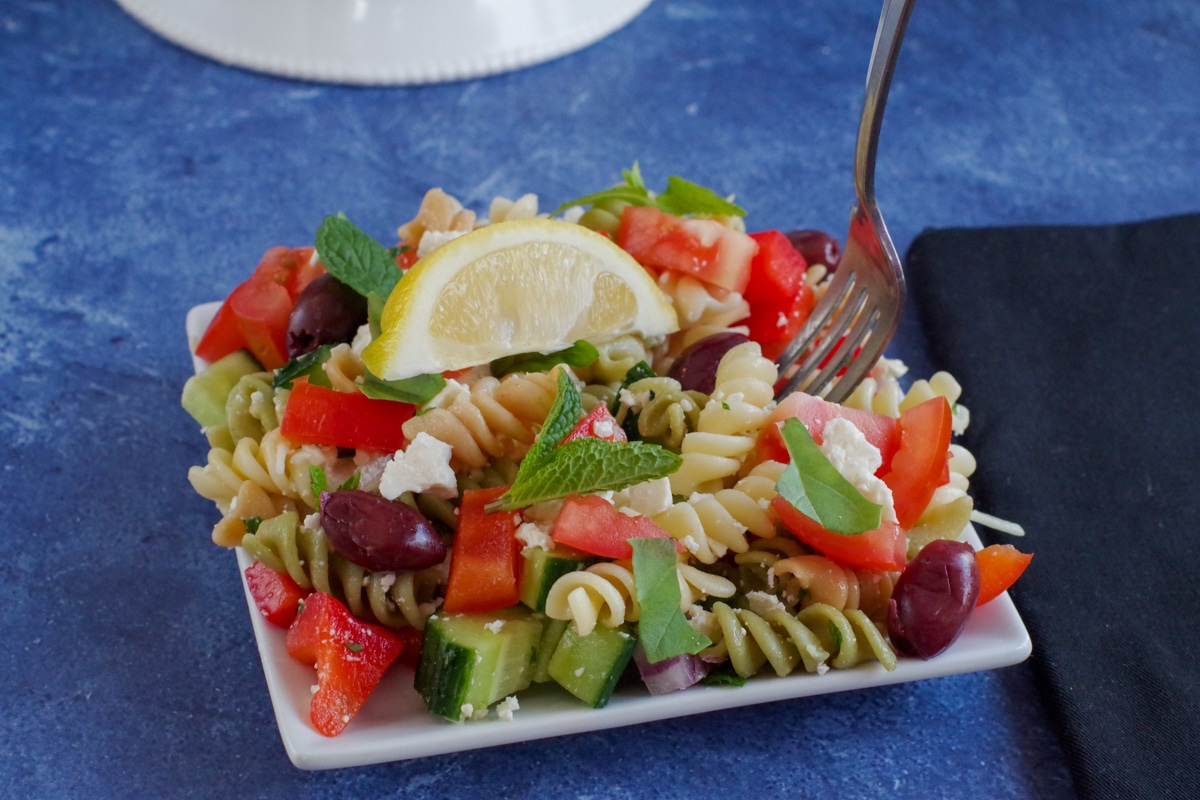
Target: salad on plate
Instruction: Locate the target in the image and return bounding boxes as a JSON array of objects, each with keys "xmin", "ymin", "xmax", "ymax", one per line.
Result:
[{"xmin": 182, "ymin": 165, "xmax": 1032, "ymax": 744}]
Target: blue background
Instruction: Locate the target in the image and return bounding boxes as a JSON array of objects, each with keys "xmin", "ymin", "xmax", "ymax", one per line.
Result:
[{"xmin": 3, "ymin": 0, "xmax": 1196, "ymax": 797}]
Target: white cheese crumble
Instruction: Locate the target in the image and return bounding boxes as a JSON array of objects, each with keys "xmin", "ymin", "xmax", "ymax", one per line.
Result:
[
  {"xmin": 483, "ymin": 619, "xmax": 505, "ymax": 634},
  {"xmin": 819, "ymin": 417, "xmax": 897, "ymax": 523},
  {"xmin": 611, "ymin": 477, "xmax": 673, "ymax": 518},
  {"xmin": 515, "ymin": 520, "xmax": 554, "ymax": 554},
  {"xmin": 591, "ymin": 418, "xmax": 616, "ymax": 439},
  {"xmin": 574, "ymin": 667, "xmax": 586, "ymax": 677},
  {"xmin": 379, "ymin": 432, "xmax": 458, "ymax": 500},
  {"xmin": 496, "ymin": 695, "xmax": 519, "ymax": 722},
  {"xmin": 745, "ymin": 590, "xmax": 786, "ymax": 617},
  {"xmin": 417, "ymin": 229, "xmax": 467, "ymax": 257}
]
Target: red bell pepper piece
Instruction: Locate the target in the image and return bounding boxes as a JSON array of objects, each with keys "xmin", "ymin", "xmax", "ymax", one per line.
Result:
[
  {"xmin": 975, "ymin": 544, "xmax": 1034, "ymax": 606},
  {"xmin": 284, "ymin": 592, "xmax": 404, "ymax": 737},
  {"xmin": 244, "ymin": 560, "xmax": 308, "ymax": 628},
  {"xmin": 442, "ymin": 486, "xmax": 522, "ymax": 614},
  {"xmin": 280, "ymin": 381, "xmax": 414, "ymax": 452}
]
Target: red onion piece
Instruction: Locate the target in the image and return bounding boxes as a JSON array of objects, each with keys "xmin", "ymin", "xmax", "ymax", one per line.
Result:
[{"xmin": 633, "ymin": 645, "xmax": 713, "ymax": 695}]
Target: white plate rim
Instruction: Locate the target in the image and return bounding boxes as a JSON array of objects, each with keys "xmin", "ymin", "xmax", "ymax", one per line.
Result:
[
  {"xmin": 186, "ymin": 301, "xmax": 1032, "ymax": 769},
  {"xmin": 115, "ymin": 0, "xmax": 655, "ymax": 85}
]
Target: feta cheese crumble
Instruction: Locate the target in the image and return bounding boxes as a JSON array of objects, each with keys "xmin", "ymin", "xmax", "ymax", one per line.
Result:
[
  {"xmin": 379, "ymin": 432, "xmax": 458, "ymax": 500},
  {"xmin": 819, "ymin": 417, "xmax": 897, "ymax": 523}
]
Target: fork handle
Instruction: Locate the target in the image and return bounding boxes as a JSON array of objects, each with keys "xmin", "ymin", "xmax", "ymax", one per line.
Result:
[{"xmin": 856, "ymin": 0, "xmax": 917, "ymax": 205}]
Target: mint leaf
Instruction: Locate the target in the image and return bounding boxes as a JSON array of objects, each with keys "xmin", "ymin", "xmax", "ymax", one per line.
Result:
[
  {"xmin": 359, "ymin": 369, "xmax": 446, "ymax": 405},
  {"xmin": 551, "ymin": 185, "xmax": 653, "ymax": 217},
  {"xmin": 774, "ymin": 418, "xmax": 882, "ymax": 535},
  {"xmin": 273, "ymin": 345, "xmax": 334, "ymax": 389},
  {"xmin": 511, "ymin": 369, "xmax": 583, "ymax": 487},
  {"xmin": 492, "ymin": 438, "xmax": 681, "ymax": 511},
  {"xmin": 309, "ymin": 465, "xmax": 328, "ymax": 495},
  {"xmin": 655, "ymin": 176, "xmax": 746, "ymax": 217},
  {"xmin": 315, "ymin": 215, "xmax": 401, "ymax": 300},
  {"xmin": 630, "ymin": 537, "xmax": 711, "ymax": 663},
  {"xmin": 490, "ymin": 341, "xmax": 600, "ymax": 378}
]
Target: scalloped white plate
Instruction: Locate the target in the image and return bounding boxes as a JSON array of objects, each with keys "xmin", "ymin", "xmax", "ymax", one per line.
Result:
[
  {"xmin": 117, "ymin": 0, "xmax": 654, "ymax": 85},
  {"xmin": 187, "ymin": 301, "xmax": 1031, "ymax": 769}
]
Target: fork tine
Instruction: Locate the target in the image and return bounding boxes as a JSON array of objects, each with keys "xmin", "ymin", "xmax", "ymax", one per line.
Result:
[{"xmin": 774, "ymin": 285, "xmax": 869, "ymax": 398}]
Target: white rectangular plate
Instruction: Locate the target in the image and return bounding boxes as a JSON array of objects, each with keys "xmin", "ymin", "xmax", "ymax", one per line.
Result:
[{"xmin": 188, "ymin": 302, "xmax": 1032, "ymax": 770}]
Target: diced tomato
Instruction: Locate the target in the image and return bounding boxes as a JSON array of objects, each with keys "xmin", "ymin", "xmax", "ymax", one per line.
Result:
[
  {"xmin": 740, "ymin": 231, "xmax": 816, "ymax": 360},
  {"xmin": 975, "ymin": 544, "xmax": 1033, "ymax": 606},
  {"xmin": 771, "ymin": 495, "xmax": 907, "ymax": 572},
  {"xmin": 617, "ymin": 205, "xmax": 757, "ymax": 293},
  {"xmin": 882, "ymin": 397, "xmax": 954, "ymax": 529},
  {"xmin": 443, "ymin": 486, "xmax": 522, "ymax": 614},
  {"xmin": 284, "ymin": 592, "xmax": 404, "ymax": 737},
  {"xmin": 279, "ymin": 381, "xmax": 414, "ymax": 452},
  {"xmin": 394, "ymin": 247, "xmax": 420, "ymax": 271},
  {"xmin": 758, "ymin": 392, "xmax": 900, "ymax": 472},
  {"xmin": 194, "ymin": 246, "xmax": 326, "ymax": 368},
  {"xmin": 551, "ymin": 493, "xmax": 680, "ymax": 560},
  {"xmin": 394, "ymin": 625, "xmax": 424, "ymax": 669},
  {"xmin": 561, "ymin": 404, "xmax": 627, "ymax": 444},
  {"xmin": 244, "ymin": 560, "xmax": 308, "ymax": 628}
]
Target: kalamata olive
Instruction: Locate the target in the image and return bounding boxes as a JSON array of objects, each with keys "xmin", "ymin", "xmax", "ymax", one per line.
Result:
[
  {"xmin": 667, "ymin": 332, "xmax": 751, "ymax": 394},
  {"xmin": 286, "ymin": 273, "xmax": 368, "ymax": 358},
  {"xmin": 785, "ymin": 229, "xmax": 841, "ymax": 270},
  {"xmin": 887, "ymin": 539, "xmax": 980, "ymax": 659},
  {"xmin": 319, "ymin": 489, "xmax": 446, "ymax": 572}
]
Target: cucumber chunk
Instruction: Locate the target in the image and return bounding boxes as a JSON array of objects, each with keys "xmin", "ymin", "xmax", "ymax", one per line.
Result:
[
  {"xmin": 531, "ymin": 618, "xmax": 570, "ymax": 684},
  {"xmin": 181, "ymin": 350, "xmax": 262, "ymax": 428},
  {"xmin": 415, "ymin": 607, "xmax": 544, "ymax": 721},
  {"xmin": 547, "ymin": 623, "xmax": 637, "ymax": 708},
  {"xmin": 519, "ymin": 547, "xmax": 590, "ymax": 612}
]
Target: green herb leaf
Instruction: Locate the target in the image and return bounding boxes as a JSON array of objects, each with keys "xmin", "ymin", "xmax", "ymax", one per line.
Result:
[
  {"xmin": 700, "ymin": 666, "xmax": 747, "ymax": 688},
  {"xmin": 309, "ymin": 465, "xmax": 328, "ymax": 495},
  {"xmin": 655, "ymin": 175, "xmax": 746, "ymax": 217},
  {"xmin": 366, "ymin": 291, "xmax": 387, "ymax": 340},
  {"xmin": 511, "ymin": 369, "xmax": 583, "ymax": 487},
  {"xmin": 345, "ymin": 641, "xmax": 364, "ymax": 653},
  {"xmin": 630, "ymin": 538, "xmax": 711, "ymax": 663},
  {"xmin": 315, "ymin": 215, "xmax": 402, "ymax": 300},
  {"xmin": 490, "ymin": 341, "xmax": 600, "ymax": 378},
  {"xmin": 774, "ymin": 418, "xmax": 882, "ymax": 535},
  {"xmin": 243, "ymin": 517, "xmax": 263, "ymax": 535},
  {"xmin": 273, "ymin": 345, "xmax": 334, "ymax": 389},
  {"xmin": 359, "ymin": 369, "xmax": 446, "ymax": 405},
  {"xmin": 337, "ymin": 471, "xmax": 361, "ymax": 491},
  {"xmin": 492, "ymin": 438, "xmax": 682, "ymax": 511}
]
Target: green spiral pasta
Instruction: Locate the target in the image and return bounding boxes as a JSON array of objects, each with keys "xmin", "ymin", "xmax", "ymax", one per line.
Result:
[
  {"xmin": 225, "ymin": 372, "xmax": 285, "ymax": 443},
  {"xmin": 702, "ymin": 600, "xmax": 896, "ymax": 678},
  {"xmin": 616, "ymin": 375, "xmax": 705, "ymax": 450},
  {"xmin": 242, "ymin": 510, "xmax": 443, "ymax": 629}
]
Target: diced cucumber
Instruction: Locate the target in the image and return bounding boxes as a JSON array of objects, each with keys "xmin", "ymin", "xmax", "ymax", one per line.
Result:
[
  {"xmin": 547, "ymin": 623, "xmax": 637, "ymax": 708},
  {"xmin": 531, "ymin": 618, "xmax": 570, "ymax": 684},
  {"xmin": 181, "ymin": 350, "xmax": 262, "ymax": 428},
  {"xmin": 519, "ymin": 547, "xmax": 590, "ymax": 612},
  {"xmin": 414, "ymin": 607, "xmax": 544, "ymax": 721}
]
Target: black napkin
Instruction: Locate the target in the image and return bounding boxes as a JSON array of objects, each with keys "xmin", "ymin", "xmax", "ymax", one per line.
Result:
[{"xmin": 905, "ymin": 213, "xmax": 1200, "ymax": 800}]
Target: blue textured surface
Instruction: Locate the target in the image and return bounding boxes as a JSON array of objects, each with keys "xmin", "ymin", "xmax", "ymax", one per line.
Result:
[{"xmin": 2, "ymin": 0, "xmax": 1196, "ymax": 797}]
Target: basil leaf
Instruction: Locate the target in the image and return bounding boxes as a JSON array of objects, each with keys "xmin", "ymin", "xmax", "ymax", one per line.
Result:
[
  {"xmin": 359, "ymin": 369, "xmax": 446, "ymax": 405},
  {"xmin": 491, "ymin": 437, "xmax": 681, "ymax": 511},
  {"xmin": 551, "ymin": 185, "xmax": 653, "ymax": 217},
  {"xmin": 273, "ymin": 345, "xmax": 333, "ymax": 389},
  {"xmin": 774, "ymin": 418, "xmax": 883, "ymax": 535},
  {"xmin": 655, "ymin": 175, "xmax": 746, "ymax": 217},
  {"xmin": 490, "ymin": 341, "xmax": 600, "ymax": 378},
  {"xmin": 366, "ymin": 291, "xmax": 387, "ymax": 340},
  {"xmin": 630, "ymin": 537, "xmax": 711, "ymax": 663},
  {"xmin": 314, "ymin": 215, "xmax": 402, "ymax": 300}
]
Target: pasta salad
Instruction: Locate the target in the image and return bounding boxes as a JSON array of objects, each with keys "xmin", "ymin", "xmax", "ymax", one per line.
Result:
[{"xmin": 182, "ymin": 167, "xmax": 1031, "ymax": 736}]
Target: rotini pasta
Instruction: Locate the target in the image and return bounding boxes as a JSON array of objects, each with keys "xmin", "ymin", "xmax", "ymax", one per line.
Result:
[
  {"xmin": 702, "ymin": 600, "xmax": 896, "ymax": 678},
  {"xmin": 615, "ymin": 375, "xmax": 705, "ymax": 450},
  {"xmin": 243, "ymin": 510, "xmax": 443, "ymax": 629},
  {"xmin": 670, "ymin": 342, "xmax": 778, "ymax": 496},
  {"xmin": 769, "ymin": 555, "xmax": 897, "ymax": 620},
  {"xmin": 544, "ymin": 562, "xmax": 638, "ymax": 636}
]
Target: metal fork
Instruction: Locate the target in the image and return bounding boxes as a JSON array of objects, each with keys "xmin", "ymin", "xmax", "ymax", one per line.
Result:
[{"xmin": 774, "ymin": 0, "xmax": 915, "ymax": 403}]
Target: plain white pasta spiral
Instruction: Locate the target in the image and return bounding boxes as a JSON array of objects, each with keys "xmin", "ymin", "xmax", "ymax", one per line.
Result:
[
  {"xmin": 656, "ymin": 272, "xmax": 750, "ymax": 354},
  {"xmin": 543, "ymin": 562, "xmax": 638, "ymax": 636},
  {"xmin": 653, "ymin": 461, "xmax": 784, "ymax": 564},
  {"xmin": 188, "ymin": 428, "xmax": 334, "ymax": 515},
  {"xmin": 670, "ymin": 342, "xmax": 779, "ymax": 496}
]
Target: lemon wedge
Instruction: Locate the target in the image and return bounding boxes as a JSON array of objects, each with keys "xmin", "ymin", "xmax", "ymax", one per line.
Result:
[{"xmin": 362, "ymin": 219, "xmax": 679, "ymax": 380}]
